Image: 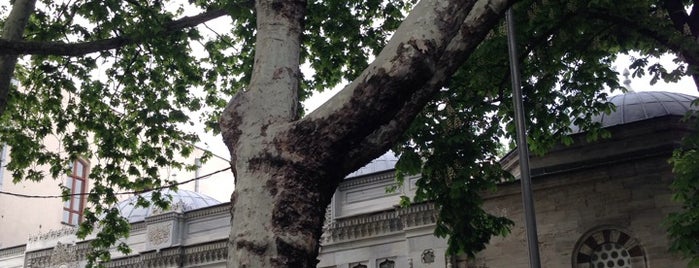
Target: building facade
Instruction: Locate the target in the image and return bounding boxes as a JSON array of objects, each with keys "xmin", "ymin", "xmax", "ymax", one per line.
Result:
[
  {"xmin": 0, "ymin": 144, "xmax": 233, "ymax": 250},
  {"xmin": 0, "ymin": 91, "xmax": 694, "ymax": 267}
]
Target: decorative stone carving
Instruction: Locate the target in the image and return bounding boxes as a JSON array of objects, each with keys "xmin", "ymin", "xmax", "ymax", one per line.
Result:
[
  {"xmin": 399, "ymin": 203, "xmax": 437, "ymax": 228},
  {"xmin": 183, "ymin": 240, "xmax": 228, "ymax": 266},
  {"xmin": 151, "ymin": 200, "xmax": 188, "ymax": 215},
  {"xmin": 29, "ymin": 226, "xmax": 77, "ymax": 242},
  {"xmin": 322, "ymin": 210, "xmax": 402, "ymax": 243},
  {"xmin": 147, "ymin": 222, "xmax": 172, "ymax": 247},
  {"xmin": 421, "ymin": 249, "xmax": 435, "ymax": 264},
  {"xmin": 49, "ymin": 242, "xmax": 77, "ymax": 268},
  {"xmin": 142, "ymin": 247, "xmax": 182, "ymax": 267}
]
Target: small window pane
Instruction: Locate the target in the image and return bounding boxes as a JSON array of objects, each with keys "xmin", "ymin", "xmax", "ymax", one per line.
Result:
[
  {"xmin": 75, "ymin": 161, "xmax": 84, "ymax": 177},
  {"xmin": 65, "ymin": 178, "xmax": 72, "ymax": 189},
  {"xmin": 72, "ymin": 195, "xmax": 81, "ymax": 210},
  {"xmin": 64, "ymin": 200, "xmax": 70, "ymax": 209},
  {"xmin": 75, "ymin": 180, "xmax": 82, "ymax": 193},
  {"xmin": 62, "ymin": 210, "xmax": 70, "ymax": 223},
  {"xmin": 71, "ymin": 213, "xmax": 79, "ymax": 224}
]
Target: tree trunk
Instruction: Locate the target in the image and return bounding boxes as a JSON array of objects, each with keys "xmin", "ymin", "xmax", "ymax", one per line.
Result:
[
  {"xmin": 0, "ymin": 0, "xmax": 37, "ymax": 116},
  {"xmin": 220, "ymin": 0, "xmax": 511, "ymax": 267},
  {"xmin": 221, "ymin": 0, "xmax": 314, "ymax": 266}
]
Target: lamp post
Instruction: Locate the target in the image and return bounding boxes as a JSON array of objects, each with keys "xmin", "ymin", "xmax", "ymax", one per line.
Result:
[{"xmin": 505, "ymin": 8, "xmax": 542, "ymax": 268}]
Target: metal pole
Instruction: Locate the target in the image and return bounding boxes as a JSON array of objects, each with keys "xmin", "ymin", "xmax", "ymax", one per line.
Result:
[
  {"xmin": 505, "ymin": 8, "xmax": 542, "ymax": 268},
  {"xmin": 194, "ymin": 157, "xmax": 202, "ymax": 193}
]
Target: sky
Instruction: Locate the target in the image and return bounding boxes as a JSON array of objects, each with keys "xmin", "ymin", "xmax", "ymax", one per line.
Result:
[
  {"xmin": 198, "ymin": 53, "xmax": 698, "ymax": 160},
  {"xmin": 614, "ymin": 53, "xmax": 698, "ymax": 96}
]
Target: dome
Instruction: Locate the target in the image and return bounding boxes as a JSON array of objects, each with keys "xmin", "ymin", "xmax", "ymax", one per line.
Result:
[
  {"xmin": 591, "ymin": 91, "xmax": 697, "ymax": 128},
  {"xmin": 115, "ymin": 189, "xmax": 221, "ymax": 222},
  {"xmin": 346, "ymin": 151, "xmax": 399, "ymax": 178}
]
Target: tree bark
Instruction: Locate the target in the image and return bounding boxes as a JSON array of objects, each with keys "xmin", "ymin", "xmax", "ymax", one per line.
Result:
[
  {"xmin": 0, "ymin": 0, "xmax": 37, "ymax": 116},
  {"xmin": 220, "ymin": 0, "xmax": 512, "ymax": 267},
  {"xmin": 221, "ymin": 0, "xmax": 307, "ymax": 266}
]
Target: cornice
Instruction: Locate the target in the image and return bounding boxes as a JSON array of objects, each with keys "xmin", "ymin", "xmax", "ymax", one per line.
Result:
[
  {"xmin": 397, "ymin": 202, "xmax": 437, "ymax": 229},
  {"xmin": 323, "ymin": 209, "xmax": 402, "ymax": 244},
  {"xmin": 340, "ymin": 171, "xmax": 396, "ymax": 190},
  {"xmin": 142, "ymin": 247, "xmax": 183, "ymax": 267},
  {"xmin": 131, "ymin": 221, "xmax": 146, "ymax": 231},
  {"xmin": 185, "ymin": 203, "xmax": 230, "ymax": 220},
  {"xmin": 322, "ymin": 202, "xmax": 437, "ymax": 245},
  {"xmin": 145, "ymin": 210, "xmax": 184, "ymax": 223},
  {"xmin": 182, "ymin": 240, "xmax": 228, "ymax": 266},
  {"xmin": 0, "ymin": 244, "xmax": 25, "ymax": 258},
  {"xmin": 105, "ymin": 240, "xmax": 229, "ymax": 268},
  {"xmin": 106, "ymin": 256, "xmax": 144, "ymax": 268}
]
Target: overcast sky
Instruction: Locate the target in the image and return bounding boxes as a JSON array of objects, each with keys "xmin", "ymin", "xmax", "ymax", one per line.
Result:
[{"xmin": 198, "ymin": 53, "xmax": 698, "ymax": 160}]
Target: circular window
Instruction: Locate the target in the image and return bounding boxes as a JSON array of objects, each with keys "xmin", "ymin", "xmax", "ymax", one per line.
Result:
[
  {"xmin": 589, "ymin": 243, "xmax": 631, "ymax": 268},
  {"xmin": 572, "ymin": 227, "xmax": 647, "ymax": 268}
]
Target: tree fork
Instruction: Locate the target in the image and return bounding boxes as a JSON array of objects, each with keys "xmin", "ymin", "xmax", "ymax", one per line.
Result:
[
  {"xmin": 224, "ymin": 0, "xmax": 308, "ymax": 266},
  {"xmin": 222, "ymin": 0, "xmax": 514, "ymax": 266}
]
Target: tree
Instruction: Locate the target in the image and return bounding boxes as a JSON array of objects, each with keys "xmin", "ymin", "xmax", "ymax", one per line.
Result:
[{"xmin": 1, "ymin": 0, "xmax": 698, "ymax": 267}]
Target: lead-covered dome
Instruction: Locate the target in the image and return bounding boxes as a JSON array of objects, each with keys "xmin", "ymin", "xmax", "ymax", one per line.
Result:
[
  {"xmin": 347, "ymin": 151, "xmax": 399, "ymax": 178},
  {"xmin": 591, "ymin": 91, "xmax": 697, "ymax": 128},
  {"xmin": 115, "ymin": 189, "xmax": 221, "ymax": 222}
]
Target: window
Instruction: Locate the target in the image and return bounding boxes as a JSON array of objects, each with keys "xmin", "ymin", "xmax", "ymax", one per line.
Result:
[
  {"xmin": 63, "ymin": 160, "xmax": 88, "ymax": 225},
  {"xmin": 0, "ymin": 144, "xmax": 7, "ymax": 191},
  {"xmin": 573, "ymin": 227, "xmax": 647, "ymax": 268},
  {"xmin": 378, "ymin": 259, "xmax": 395, "ymax": 268}
]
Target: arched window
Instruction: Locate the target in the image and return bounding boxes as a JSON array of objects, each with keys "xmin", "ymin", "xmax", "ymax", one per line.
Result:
[
  {"xmin": 573, "ymin": 227, "xmax": 647, "ymax": 268},
  {"xmin": 63, "ymin": 159, "xmax": 88, "ymax": 225},
  {"xmin": 351, "ymin": 263, "xmax": 367, "ymax": 268},
  {"xmin": 379, "ymin": 259, "xmax": 395, "ymax": 268}
]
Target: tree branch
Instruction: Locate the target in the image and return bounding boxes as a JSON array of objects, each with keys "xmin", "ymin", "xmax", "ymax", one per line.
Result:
[
  {"xmin": 689, "ymin": 1, "xmax": 699, "ymax": 37},
  {"xmin": 585, "ymin": 8, "xmax": 699, "ymax": 68},
  {"xmin": 0, "ymin": 0, "xmax": 38, "ymax": 116},
  {"xmin": 284, "ymin": 0, "xmax": 514, "ymax": 176},
  {"xmin": 664, "ymin": 0, "xmax": 690, "ymax": 34},
  {"xmin": 343, "ymin": 0, "xmax": 511, "ymax": 171},
  {"xmin": 0, "ymin": 9, "xmax": 229, "ymax": 56},
  {"xmin": 587, "ymin": 5, "xmax": 699, "ymax": 89}
]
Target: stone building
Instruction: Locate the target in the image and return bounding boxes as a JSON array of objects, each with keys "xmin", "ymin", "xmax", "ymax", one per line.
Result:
[{"xmin": 0, "ymin": 91, "xmax": 694, "ymax": 267}]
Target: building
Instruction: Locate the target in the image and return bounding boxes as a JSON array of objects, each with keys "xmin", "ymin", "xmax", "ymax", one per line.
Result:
[
  {"xmin": 0, "ymin": 91, "xmax": 694, "ymax": 267},
  {"xmin": 0, "ymin": 144, "xmax": 233, "ymax": 250}
]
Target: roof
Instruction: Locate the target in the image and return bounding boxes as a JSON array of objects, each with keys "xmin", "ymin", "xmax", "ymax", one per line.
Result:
[
  {"xmin": 115, "ymin": 189, "xmax": 221, "ymax": 222},
  {"xmin": 346, "ymin": 151, "xmax": 399, "ymax": 178},
  {"xmin": 344, "ymin": 92, "xmax": 698, "ymax": 179},
  {"xmin": 592, "ymin": 91, "xmax": 697, "ymax": 128}
]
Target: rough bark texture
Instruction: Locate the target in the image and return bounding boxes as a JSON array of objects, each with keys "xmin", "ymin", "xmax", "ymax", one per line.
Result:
[
  {"xmin": 219, "ymin": 0, "xmax": 512, "ymax": 267},
  {"xmin": 0, "ymin": 0, "xmax": 37, "ymax": 116},
  {"xmin": 220, "ymin": 0, "xmax": 308, "ymax": 267}
]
